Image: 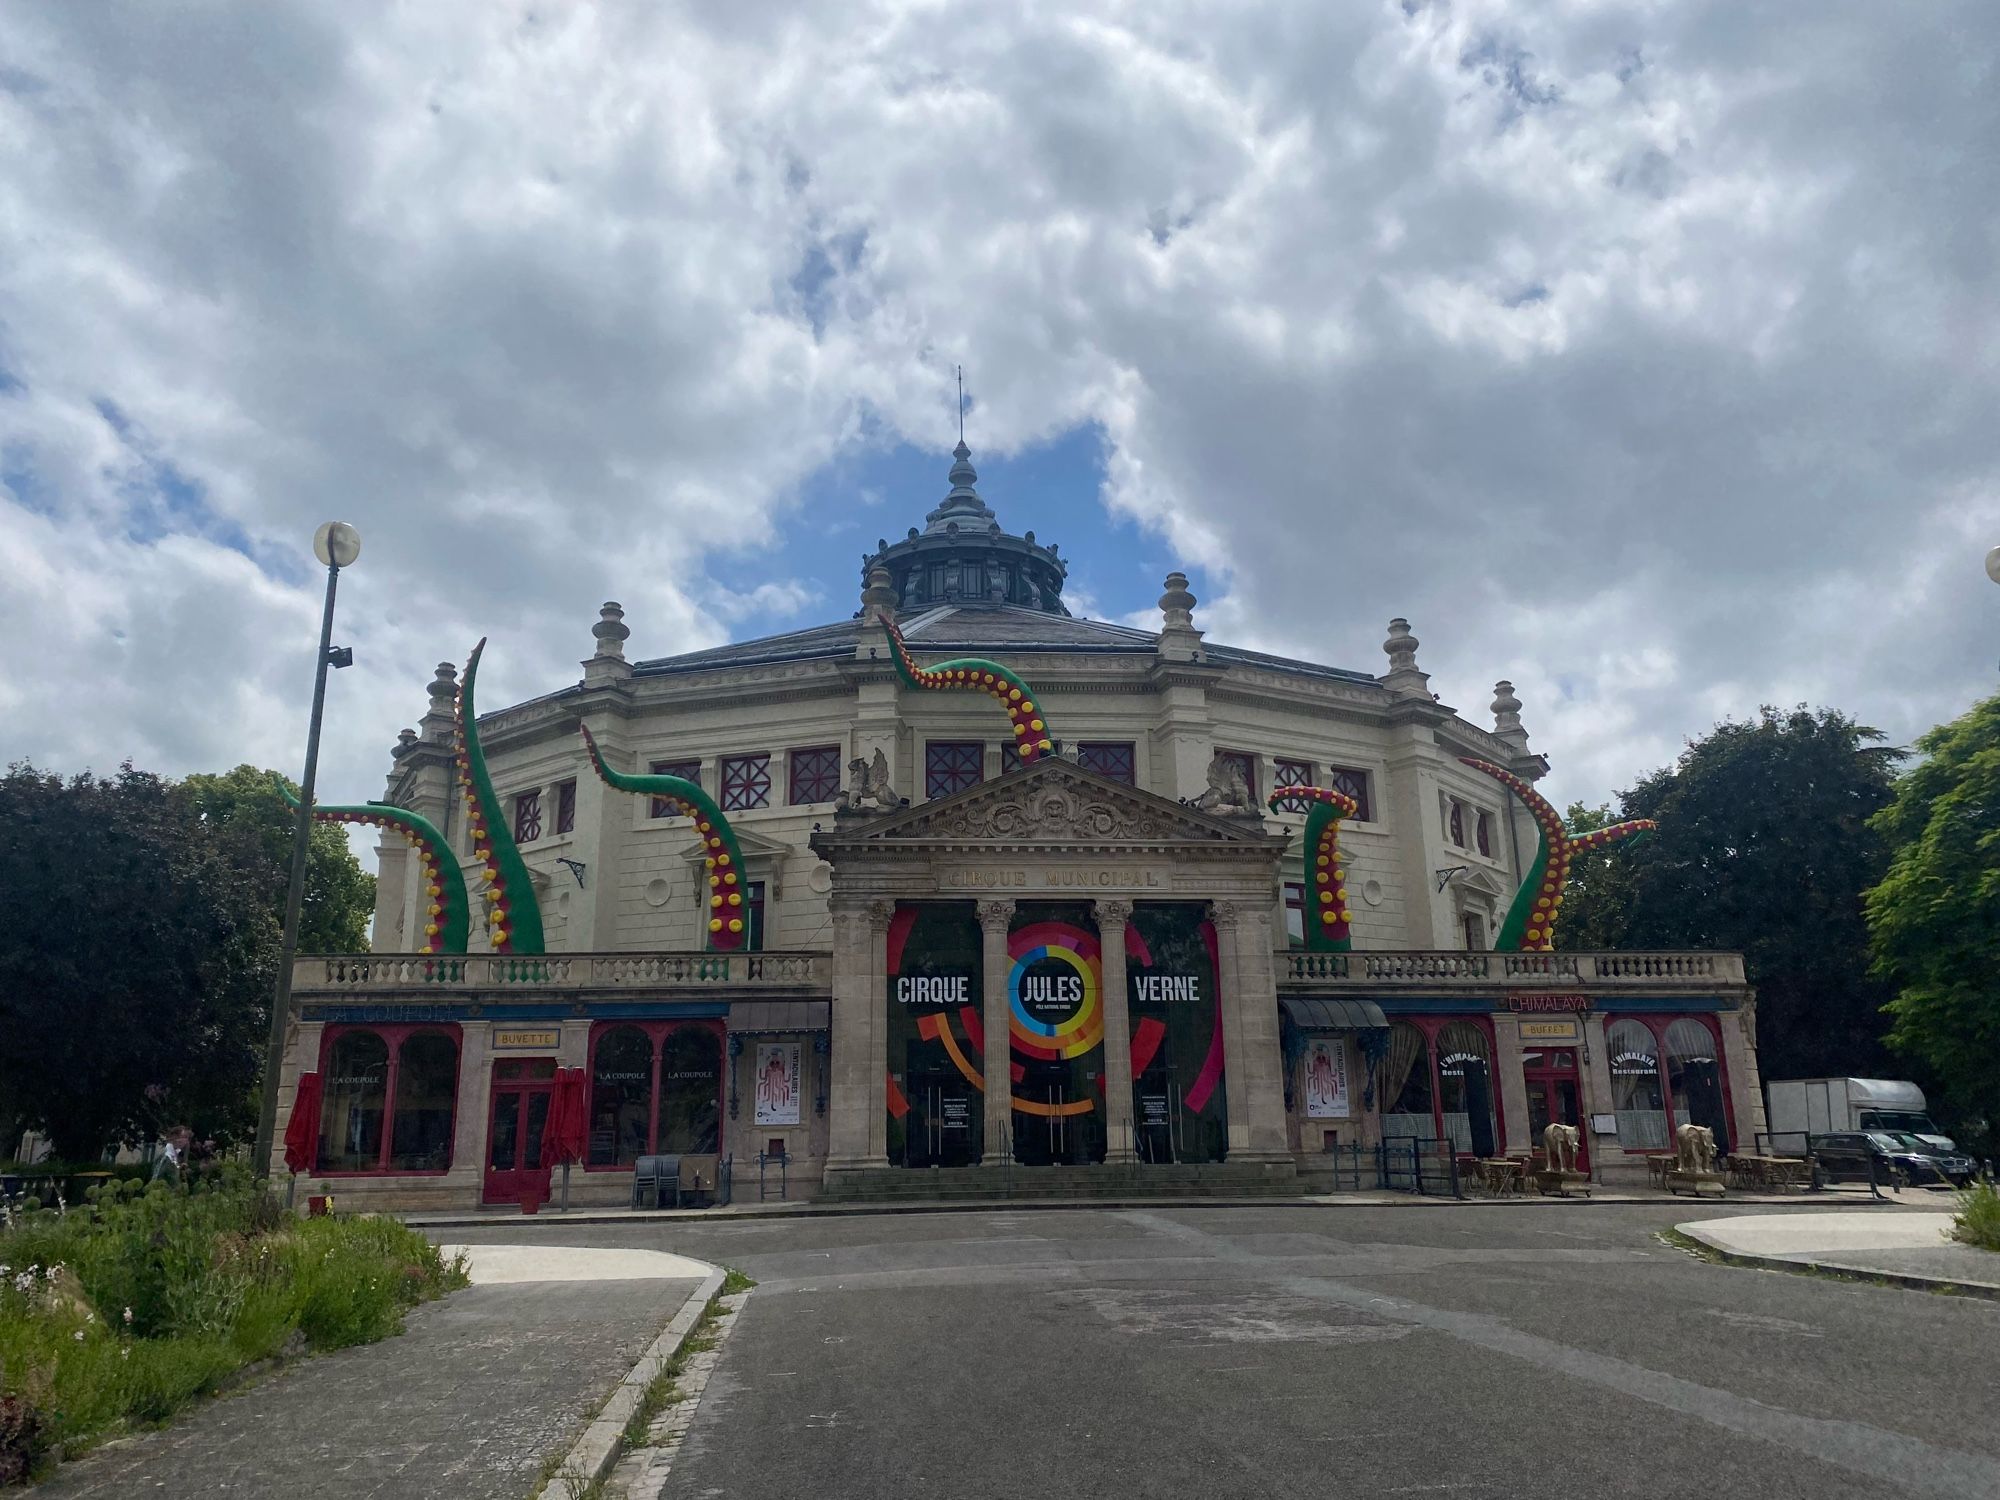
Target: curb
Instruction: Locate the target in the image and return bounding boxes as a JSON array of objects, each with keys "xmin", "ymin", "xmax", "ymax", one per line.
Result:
[
  {"xmin": 409, "ymin": 1190, "xmax": 1913, "ymax": 1231},
  {"xmin": 533, "ymin": 1264, "xmax": 726, "ymax": 1500},
  {"xmin": 1673, "ymin": 1228, "xmax": 2000, "ymax": 1302}
]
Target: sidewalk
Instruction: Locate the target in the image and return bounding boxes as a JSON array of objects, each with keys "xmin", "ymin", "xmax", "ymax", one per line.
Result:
[
  {"xmin": 32, "ymin": 1246, "xmax": 709, "ymax": 1499},
  {"xmin": 1679, "ymin": 1211, "xmax": 2000, "ymax": 1298}
]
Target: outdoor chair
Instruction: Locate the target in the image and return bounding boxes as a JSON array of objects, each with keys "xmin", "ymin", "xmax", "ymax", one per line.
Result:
[{"xmin": 632, "ymin": 1154, "xmax": 682, "ymax": 1210}]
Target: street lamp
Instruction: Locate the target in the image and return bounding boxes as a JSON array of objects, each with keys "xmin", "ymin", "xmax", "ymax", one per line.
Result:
[
  {"xmin": 1986, "ymin": 545, "xmax": 2000, "ymax": 586},
  {"xmin": 252, "ymin": 522, "xmax": 361, "ymax": 1185}
]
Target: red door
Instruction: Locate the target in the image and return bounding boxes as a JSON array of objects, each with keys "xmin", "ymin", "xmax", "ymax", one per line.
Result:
[
  {"xmin": 1522, "ymin": 1046, "xmax": 1590, "ymax": 1173},
  {"xmin": 483, "ymin": 1059, "xmax": 556, "ymax": 1207}
]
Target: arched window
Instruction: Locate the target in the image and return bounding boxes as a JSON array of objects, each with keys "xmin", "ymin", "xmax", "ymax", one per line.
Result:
[
  {"xmin": 1665, "ymin": 1018, "xmax": 1729, "ymax": 1154},
  {"xmin": 1436, "ymin": 1022, "xmax": 1497, "ymax": 1157},
  {"xmin": 319, "ymin": 1031, "xmax": 389, "ymax": 1172},
  {"xmin": 1381, "ymin": 1023, "xmax": 1435, "ymax": 1142},
  {"xmin": 589, "ymin": 1026, "xmax": 655, "ymax": 1167},
  {"xmin": 388, "ymin": 1032, "xmax": 460, "ymax": 1171},
  {"xmin": 1607, "ymin": 1019, "xmax": 1667, "ymax": 1149},
  {"xmin": 659, "ymin": 1027, "xmax": 723, "ymax": 1154}
]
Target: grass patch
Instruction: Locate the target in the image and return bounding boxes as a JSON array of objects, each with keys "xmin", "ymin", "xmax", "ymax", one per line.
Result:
[
  {"xmin": 721, "ymin": 1267, "xmax": 756, "ymax": 1296},
  {"xmin": 0, "ymin": 1167, "xmax": 465, "ymax": 1484},
  {"xmin": 1950, "ymin": 1180, "xmax": 2000, "ymax": 1251},
  {"xmin": 618, "ymin": 1274, "xmax": 750, "ymax": 1450}
]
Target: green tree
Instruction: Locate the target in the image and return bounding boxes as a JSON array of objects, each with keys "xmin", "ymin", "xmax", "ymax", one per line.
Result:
[
  {"xmin": 182, "ymin": 764, "xmax": 375, "ymax": 953},
  {"xmin": 1866, "ymin": 691, "xmax": 2000, "ymax": 1146},
  {"xmin": 1555, "ymin": 707, "xmax": 1904, "ymax": 1085},
  {"xmin": 0, "ymin": 765, "xmax": 279, "ymax": 1158}
]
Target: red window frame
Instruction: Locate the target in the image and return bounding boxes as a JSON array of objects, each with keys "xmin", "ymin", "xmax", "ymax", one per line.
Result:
[
  {"xmin": 582, "ymin": 1019, "xmax": 727, "ymax": 1170},
  {"xmin": 513, "ymin": 789, "xmax": 542, "ymax": 843},
  {"xmin": 1604, "ymin": 1012, "xmax": 1737, "ymax": 1155},
  {"xmin": 1386, "ymin": 1015, "xmax": 1507, "ymax": 1153},
  {"xmin": 926, "ymin": 741, "xmax": 984, "ymax": 799},
  {"xmin": 1076, "ymin": 742, "xmax": 1137, "ymax": 784},
  {"xmin": 1327, "ymin": 766, "xmax": 1372, "ymax": 822},
  {"xmin": 787, "ymin": 745, "xmax": 841, "ymax": 805},
  {"xmin": 314, "ymin": 1023, "xmax": 462, "ymax": 1177},
  {"xmin": 554, "ymin": 779, "xmax": 577, "ymax": 835},
  {"xmin": 1274, "ymin": 758, "xmax": 1314, "ymax": 791},
  {"xmin": 720, "ymin": 753, "xmax": 772, "ymax": 811},
  {"xmin": 1217, "ymin": 750, "xmax": 1258, "ymax": 803},
  {"xmin": 649, "ymin": 759, "xmax": 700, "ymax": 819}
]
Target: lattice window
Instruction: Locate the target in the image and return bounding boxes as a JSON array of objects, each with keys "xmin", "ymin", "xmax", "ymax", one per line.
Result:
[
  {"xmin": 926, "ymin": 741, "xmax": 984, "ymax": 798},
  {"xmin": 720, "ymin": 753, "xmax": 772, "ymax": 811},
  {"xmin": 787, "ymin": 746, "xmax": 841, "ymax": 806},
  {"xmin": 1218, "ymin": 750, "xmax": 1258, "ymax": 803},
  {"xmin": 649, "ymin": 759, "xmax": 700, "ymax": 820},
  {"xmin": 554, "ymin": 780, "xmax": 577, "ymax": 835},
  {"xmin": 1000, "ymin": 742, "xmax": 1025, "ymax": 775},
  {"xmin": 1326, "ymin": 766, "xmax": 1372, "ymax": 822},
  {"xmin": 512, "ymin": 790, "xmax": 542, "ymax": 843},
  {"xmin": 1274, "ymin": 758, "xmax": 1314, "ymax": 791},
  {"xmin": 1076, "ymin": 742, "xmax": 1136, "ymax": 785}
]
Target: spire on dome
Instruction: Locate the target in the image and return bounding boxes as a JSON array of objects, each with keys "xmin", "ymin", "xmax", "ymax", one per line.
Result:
[{"xmin": 924, "ymin": 438, "xmax": 999, "ymax": 534}]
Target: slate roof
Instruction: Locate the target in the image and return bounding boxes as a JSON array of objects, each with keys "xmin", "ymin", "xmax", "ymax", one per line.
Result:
[{"xmin": 631, "ymin": 602, "xmax": 1377, "ymax": 686}]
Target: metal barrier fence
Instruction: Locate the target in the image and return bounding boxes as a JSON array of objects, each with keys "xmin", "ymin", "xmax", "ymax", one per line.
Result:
[{"xmin": 1377, "ymin": 1135, "xmax": 1463, "ymax": 1198}]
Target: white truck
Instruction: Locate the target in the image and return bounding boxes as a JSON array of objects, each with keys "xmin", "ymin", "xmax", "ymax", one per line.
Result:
[{"xmin": 1764, "ymin": 1077, "xmax": 1957, "ymax": 1154}]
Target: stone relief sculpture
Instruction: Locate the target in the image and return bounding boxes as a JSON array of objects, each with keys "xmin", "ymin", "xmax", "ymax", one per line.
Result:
[
  {"xmin": 835, "ymin": 748, "xmax": 903, "ymax": 812},
  {"xmin": 1189, "ymin": 751, "xmax": 1253, "ymax": 813}
]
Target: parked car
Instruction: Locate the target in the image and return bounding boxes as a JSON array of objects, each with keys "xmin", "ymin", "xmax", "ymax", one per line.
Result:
[
  {"xmin": 1768, "ymin": 1078, "xmax": 1964, "ymax": 1156},
  {"xmin": 1807, "ymin": 1131, "xmax": 1970, "ymax": 1190},
  {"xmin": 1885, "ymin": 1133, "xmax": 1980, "ymax": 1188}
]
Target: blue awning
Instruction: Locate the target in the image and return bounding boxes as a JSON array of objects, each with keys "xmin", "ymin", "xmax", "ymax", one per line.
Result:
[{"xmin": 1280, "ymin": 997, "xmax": 1388, "ymax": 1031}]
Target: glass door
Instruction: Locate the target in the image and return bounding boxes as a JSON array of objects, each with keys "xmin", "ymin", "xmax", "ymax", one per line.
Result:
[
  {"xmin": 1522, "ymin": 1047, "xmax": 1589, "ymax": 1173},
  {"xmin": 482, "ymin": 1060, "xmax": 556, "ymax": 1205},
  {"xmin": 904, "ymin": 1059, "xmax": 979, "ymax": 1168}
]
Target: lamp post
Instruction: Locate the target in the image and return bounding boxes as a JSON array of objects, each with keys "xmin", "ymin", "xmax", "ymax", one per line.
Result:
[
  {"xmin": 252, "ymin": 521, "xmax": 361, "ymax": 1185},
  {"xmin": 1987, "ymin": 545, "xmax": 2000, "ymax": 587}
]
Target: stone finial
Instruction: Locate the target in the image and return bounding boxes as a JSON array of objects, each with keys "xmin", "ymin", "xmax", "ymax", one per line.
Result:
[
  {"xmin": 393, "ymin": 726, "xmax": 419, "ymax": 758},
  {"xmin": 1492, "ymin": 679, "xmax": 1531, "ymax": 755},
  {"xmin": 1156, "ymin": 571, "xmax": 1204, "ymax": 661},
  {"xmin": 421, "ymin": 661, "xmax": 458, "ymax": 741},
  {"xmin": 861, "ymin": 565, "xmax": 898, "ymax": 622},
  {"xmin": 1380, "ymin": 617, "xmax": 1431, "ymax": 701},
  {"xmin": 592, "ymin": 601, "xmax": 630, "ymax": 659},
  {"xmin": 584, "ymin": 601, "xmax": 634, "ymax": 686}
]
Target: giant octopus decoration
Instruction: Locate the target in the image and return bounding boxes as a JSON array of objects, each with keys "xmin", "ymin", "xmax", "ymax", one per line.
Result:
[
  {"xmin": 1266, "ymin": 786, "xmax": 1361, "ymax": 952},
  {"xmin": 456, "ymin": 639, "xmax": 546, "ymax": 955},
  {"xmin": 877, "ymin": 612, "xmax": 1057, "ymax": 764},
  {"xmin": 577, "ymin": 723, "xmax": 752, "ymax": 951},
  {"xmin": 1459, "ymin": 757, "xmax": 1655, "ymax": 952},
  {"xmin": 277, "ymin": 782, "xmax": 470, "ymax": 954}
]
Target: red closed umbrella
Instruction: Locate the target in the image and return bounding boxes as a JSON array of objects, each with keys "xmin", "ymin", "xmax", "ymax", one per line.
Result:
[
  {"xmin": 283, "ymin": 1072, "xmax": 324, "ymax": 1179},
  {"xmin": 539, "ymin": 1067, "xmax": 590, "ymax": 1211}
]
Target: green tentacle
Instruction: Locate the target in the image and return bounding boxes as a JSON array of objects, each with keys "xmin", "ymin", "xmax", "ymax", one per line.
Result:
[
  {"xmin": 876, "ymin": 612, "xmax": 1057, "ymax": 764},
  {"xmin": 1268, "ymin": 786, "xmax": 1359, "ymax": 952},
  {"xmin": 277, "ymin": 781, "xmax": 470, "ymax": 953},
  {"xmin": 577, "ymin": 723, "xmax": 751, "ymax": 951},
  {"xmin": 456, "ymin": 639, "xmax": 546, "ymax": 955}
]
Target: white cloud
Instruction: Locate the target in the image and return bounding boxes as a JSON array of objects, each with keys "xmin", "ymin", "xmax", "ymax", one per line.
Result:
[{"xmin": 2, "ymin": 0, "xmax": 1994, "ymax": 831}]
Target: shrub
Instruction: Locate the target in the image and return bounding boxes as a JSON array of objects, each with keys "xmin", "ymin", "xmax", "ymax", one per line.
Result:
[
  {"xmin": 1952, "ymin": 1179, "xmax": 2000, "ymax": 1251},
  {"xmin": 0, "ymin": 1171, "xmax": 464, "ymax": 1483}
]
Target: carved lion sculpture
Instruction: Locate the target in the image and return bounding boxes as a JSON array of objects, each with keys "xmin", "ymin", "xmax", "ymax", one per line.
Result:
[
  {"xmin": 1190, "ymin": 751, "xmax": 1252, "ymax": 812},
  {"xmin": 1542, "ymin": 1122, "xmax": 1580, "ymax": 1174},
  {"xmin": 1674, "ymin": 1122, "xmax": 1717, "ymax": 1176}
]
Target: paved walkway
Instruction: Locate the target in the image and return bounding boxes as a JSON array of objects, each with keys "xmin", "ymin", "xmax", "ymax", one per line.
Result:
[
  {"xmin": 1680, "ymin": 1211, "xmax": 2000, "ymax": 1295},
  {"xmin": 35, "ymin": 1246, "xmax": 705, "ymax": 1499}
]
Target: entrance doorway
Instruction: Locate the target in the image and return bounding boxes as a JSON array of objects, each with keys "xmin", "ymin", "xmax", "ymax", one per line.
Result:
[
  {"xmin": 484, "ymin": 1058, "xmax": 556, "ymax": 1206},
  {"xmin": 1522, "ymin": 1046, "xmax": 1590, "ymax": 1173},
  {"xmin": 902, "ymin": 1053, "xmax": 980, "ymax": 1168}
]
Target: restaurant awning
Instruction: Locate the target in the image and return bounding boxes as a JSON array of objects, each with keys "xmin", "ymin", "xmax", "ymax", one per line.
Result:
[
  {"xmin": 727, "ymin": 999, "xmax": 832, "ymax": 1034},
  {"xmin": 1279, "ymin": 997, "xmax": 1388, "ymax": 1032}
]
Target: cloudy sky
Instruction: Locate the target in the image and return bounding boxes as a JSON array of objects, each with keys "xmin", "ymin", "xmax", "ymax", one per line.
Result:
[{"xmin": 3, "ymin": 1, "xmax": 1996, "ymax": 846}]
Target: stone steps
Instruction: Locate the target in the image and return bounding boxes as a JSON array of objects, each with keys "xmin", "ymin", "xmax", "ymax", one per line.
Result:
[{"xmin": 818, "ymin": 1162, "xmax": 1301, "ymax": 1204}]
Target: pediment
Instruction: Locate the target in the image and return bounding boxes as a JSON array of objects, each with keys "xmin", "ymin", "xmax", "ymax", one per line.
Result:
[
  {"xmin": 1446, "ymin": 866, "xmax": 1511, "ymax": 900},
  {"xmin": 815, "ymin": 757, "xmax": 1283, "ymax": 851}
]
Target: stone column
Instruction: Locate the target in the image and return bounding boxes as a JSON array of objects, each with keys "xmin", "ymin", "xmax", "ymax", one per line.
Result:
[
  {"xmin": 823, "ymin": 900, "xmax": 875, "ymax": 1170},
  {"xmin": 1093, "ymin": 899, "xmax": 1136, "ymax": 1164},
  {"xmin": 864, "ymin": 901, "xmax": 893, "ymax": 1165},
  {"xmin": 977, "ymin": 899, "xmax": 1016, "ymax": 1166},
  {"xmin": 1209, "ymin": 902, "xmax": 1253, "ymax": 1158},
  {"xmin": 1719, "ymin": 994, "xmax": 1768, "ymax": 1155},
  {"xmin": 1223, "ymin": 903, "xmax": 1292, "ymax": 1162},
  {"xmin": 1491, "ymin": 1011, "xmax": 1530, "ymax": 1155}
]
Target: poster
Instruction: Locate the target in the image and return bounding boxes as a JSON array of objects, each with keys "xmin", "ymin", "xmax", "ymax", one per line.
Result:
[
  {"xmin": 1303, "ymin": 1038, "xmax": 1350, "ymax": 1119},
  {"xmin": 754, "ymin": 1042, "xmax": 802, "ymax": 1125}
]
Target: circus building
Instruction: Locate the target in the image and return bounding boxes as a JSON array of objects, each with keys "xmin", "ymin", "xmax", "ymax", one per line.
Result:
[{"xmin": 272, "ymin": 442, "xmax": 1762, "ymax": 1210}]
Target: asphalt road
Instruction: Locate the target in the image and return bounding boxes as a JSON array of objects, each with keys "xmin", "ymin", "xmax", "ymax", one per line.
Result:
[{"xmin": 442, "ymin": 1204, "xmax": 2000, "ymax": 1499}]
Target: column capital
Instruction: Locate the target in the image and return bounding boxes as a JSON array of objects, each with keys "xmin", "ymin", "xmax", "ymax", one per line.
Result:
[
  {"xmin": 1092, "ymin": 898, "xmax": 1134, "ymax": 926},
  {"xmin": 866, "ymin": 898, "xmax": 896, "ymax": 930},
  {"xmin": 1206, "ymin": 900, "xmax": 1241, "ymax": 932},
  {"xmin": 975, "ymin": 898, "xmax": 1016, "ymax": 932}
]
